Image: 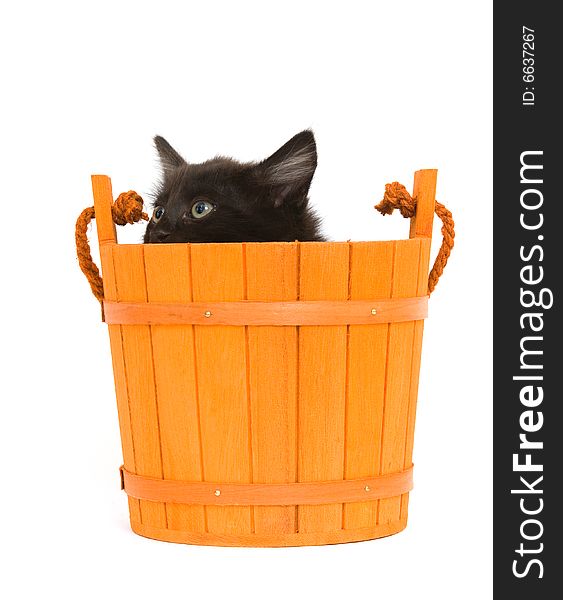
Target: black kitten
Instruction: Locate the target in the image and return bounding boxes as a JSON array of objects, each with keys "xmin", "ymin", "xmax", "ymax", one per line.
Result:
[{"xmin": 143, "ymin": 130, "xmax": 325, "ymax": 243}]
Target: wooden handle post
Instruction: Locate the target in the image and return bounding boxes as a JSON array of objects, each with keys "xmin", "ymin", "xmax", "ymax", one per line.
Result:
[
  {"xmin": 91, "ymin": 174, "xmax": 117, "ymax": 246},
  {"xmin": 409, "ymin": 169, "xmax": 437, "ymax": 240}
]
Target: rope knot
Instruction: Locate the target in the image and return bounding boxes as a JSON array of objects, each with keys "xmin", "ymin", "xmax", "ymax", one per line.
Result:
[
  {"xmin": 375, "ymin": 182, "xmax": 417, "ymax": 219},
  {"xmin": 111, "ymin": 191, "xmax": 148, "ymax": 225}
]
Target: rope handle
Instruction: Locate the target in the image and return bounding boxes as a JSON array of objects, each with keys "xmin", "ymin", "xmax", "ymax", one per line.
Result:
[
  {"xmin": 375, "ymin": 182, "xmax": 455, "ymax": 294},
  {"xmin": 75, "ymin": 191, "xmax": 148, "ymax": 307},
  {"xmin": 76, "ymin": 182, "xmax": 454, "ymax": 308}
]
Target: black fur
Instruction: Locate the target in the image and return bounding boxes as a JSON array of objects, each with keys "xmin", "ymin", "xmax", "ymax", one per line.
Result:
[{"xmin": 143, "ymin": 130, "xmax": 325, "ymax": 243}]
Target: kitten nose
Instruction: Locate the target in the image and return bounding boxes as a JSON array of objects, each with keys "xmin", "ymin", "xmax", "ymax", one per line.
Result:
[{"xmin": 151, "ymin": 230, "xmax": 171, "ymax": 242}]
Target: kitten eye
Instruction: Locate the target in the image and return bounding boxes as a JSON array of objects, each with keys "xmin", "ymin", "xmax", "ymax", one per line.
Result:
[
  {"xmin": 152, "ymin": 206, "xmax": 165, "ymax": 223},
  {"xmin": 191, "ymin": 199, "xmax": 214, "ymax": 219}
]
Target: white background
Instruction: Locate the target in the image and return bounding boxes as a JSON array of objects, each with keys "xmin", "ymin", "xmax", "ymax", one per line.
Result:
[{"xmin": 0, "ymin": 1, "xmax": 492, "ymax": 598}]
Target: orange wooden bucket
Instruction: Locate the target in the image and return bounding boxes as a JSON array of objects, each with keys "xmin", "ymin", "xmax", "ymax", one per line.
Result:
[{"xmin": 78, "ymin": 168, "xmax": 452, "ymax": 547}]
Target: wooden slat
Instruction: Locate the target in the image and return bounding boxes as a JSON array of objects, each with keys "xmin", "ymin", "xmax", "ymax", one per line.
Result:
[
  {"xmin": 112, "ymin": 245, "xmax": 167, "ymax": 529},
  {"xmin": 190, "ymin": 243, "xmax": 252, "ymax": 535},
  {"xmin": 245, "ymin": 242, "xmax": 298, "ymax": 534},
  {"xmin": 298, "ymin": 243, "xmax": 349, "ymax": 533},
  {"xmin": 401, "ymin": 169, "xmax": 436, "ymax": 520},
  {"xmin": 143, "ymin": 244, "xmax": 206, "ymax": 532},
  {"xmin": 377, "ymin": 239, "xmax": 421, "ymax": 525},
  {"xmin": 343, "ymin": 241, "xmax": 395, "ymax": 529},
  {"xmin": 99, "ymin": 244, "xmax": 140, "ymax": 524},
  {"xmin": 400, "ymin": 238, "xmax": 431, "ymax": 521},
  {"xmin": 92, "ymin": 174, "xmax": 139, "ymax": 525}
]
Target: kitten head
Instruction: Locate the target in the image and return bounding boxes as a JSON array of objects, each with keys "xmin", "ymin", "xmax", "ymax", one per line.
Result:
[{"xmin": 143, "ymin": 130, "xmax": 324, "ymax": 243}]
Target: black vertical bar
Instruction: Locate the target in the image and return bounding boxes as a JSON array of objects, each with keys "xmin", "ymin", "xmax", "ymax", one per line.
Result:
[{"xmin": 494, "ymin": 2, "xmax": 561, "ymax": 597}]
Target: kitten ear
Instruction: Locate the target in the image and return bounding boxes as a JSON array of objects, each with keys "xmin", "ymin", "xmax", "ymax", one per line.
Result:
[
  {"xmin": 154, "ymin": 135, "xmax": 187, "ymax": 176},
  {"xmin": 257, "ymin": 130, "xmax": 317, "ymax": 207}
]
